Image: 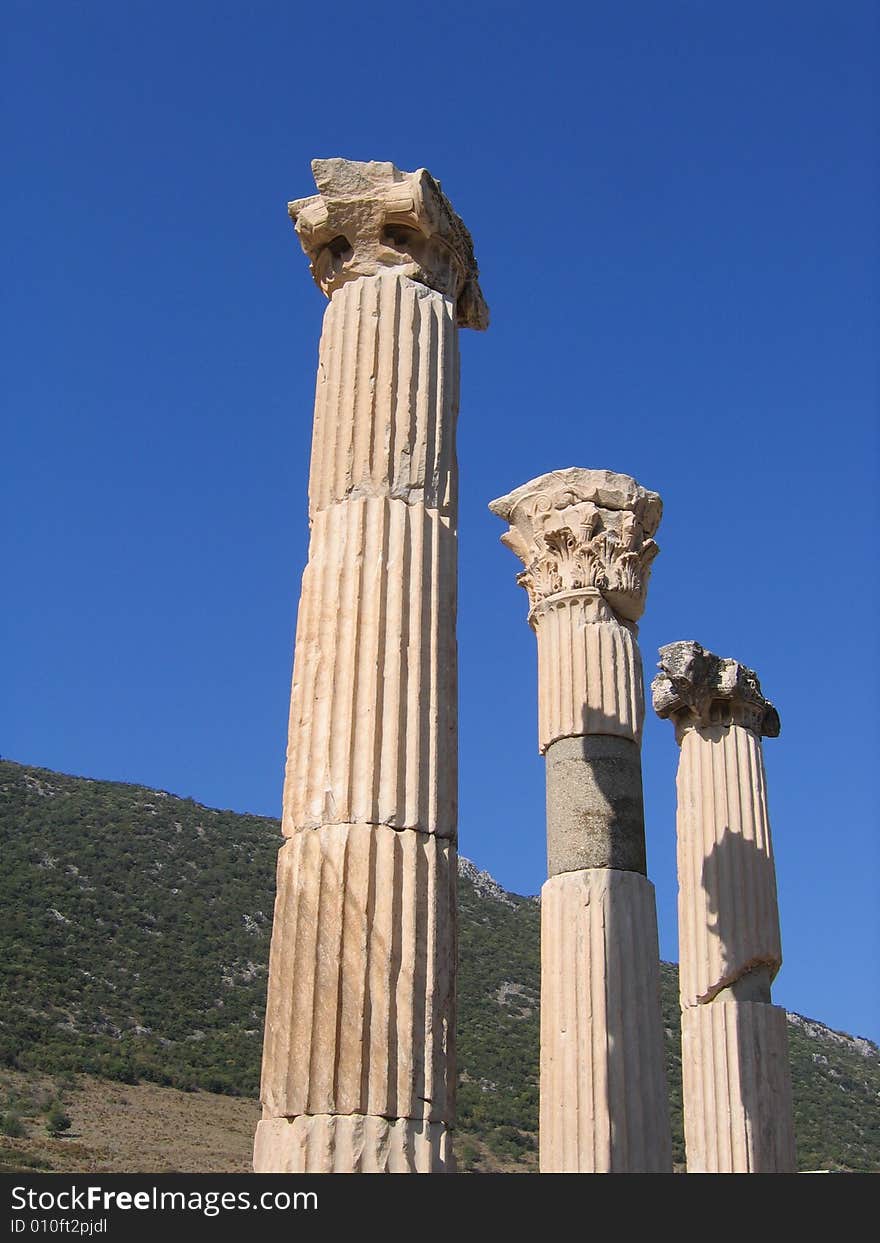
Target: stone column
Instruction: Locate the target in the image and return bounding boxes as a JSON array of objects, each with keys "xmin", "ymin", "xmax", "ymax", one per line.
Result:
[
  {"xmin": 254, "ymin": 160, "xmax": 488, "ymax": 1174},
  {"xmin": 652, "ymin": 641, "xmax": 796, "ymax": 1173},
  {"xmin": 489, "ymin": 469, "xmax": 672, "ymax": 1173}
]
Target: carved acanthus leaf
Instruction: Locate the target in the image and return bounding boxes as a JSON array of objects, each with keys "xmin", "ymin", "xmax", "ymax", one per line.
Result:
[
  {"xmin": 289, "ymin": 158, "xmax": 488, "ymax": 330},
  {"xmin": 651, "ymin": 640, "xmax": 780, "ymax": 737},
  {"xmin": 489, "ymin": 468, "xmax": 662, "ymax": 623}
]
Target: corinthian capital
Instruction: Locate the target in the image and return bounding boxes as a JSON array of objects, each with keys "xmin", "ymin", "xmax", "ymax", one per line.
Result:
[
  {"xmin": 488, "ymin": 468, "xmax": 662, "ymax": 624},
  {"xmin": 289, "ymin": 158, "xmax": 488, "ymax": 330},
  {"xmin": 652, "ymin": 640, "xmax": 780, "ymax": 737}
]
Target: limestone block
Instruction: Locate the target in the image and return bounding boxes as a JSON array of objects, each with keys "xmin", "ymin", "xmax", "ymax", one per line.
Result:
[
  {"xmin": 308, "ymin": 273, "xmax": 459, "ymax": 519},
  {"xmin": 681, "ymin": 1001, "xmax": 796, "ymax": 1172},
  {"xmin": 652, "ymin": 639, "xmax": 780, "ymax": 740},
  {"xmin": 260, "ymin": 824, "xmax": 455, "ymax": 1123},
  {"xmin": 289, "ymin": 158, "xmax": 488, "ymax": 331},
  {"xmin": 282, "ymin": 495, "xmax": 457, "ymax": 838},
  {"xmin": 254, "ymin": 1115, "xmax": 452, "ymax": 1174},
  {"xmin": 539, "ymin": 869, "xmax": 672, "ymax": 1172},
  {"xmin": 676, "ymin": 724, "xmax": 782, "ymax": 1009},
  {"xmin": 544, "ymin": 735, "xmax": 646, "ymax": 875},
  {"xmin": 533, "ymin": 598, "xmax": 644, "ymax": 748}
]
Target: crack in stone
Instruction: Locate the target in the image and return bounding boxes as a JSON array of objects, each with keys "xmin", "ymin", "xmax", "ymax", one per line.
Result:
[{"xmin": 694, "ymin": 957, "xmax": 777, "ymax": 1007}]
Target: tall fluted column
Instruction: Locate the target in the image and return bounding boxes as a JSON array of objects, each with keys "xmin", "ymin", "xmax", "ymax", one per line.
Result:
[
  {"xmin": 255, "ymin": 159, "xmax": 488, "ymax": 1174},
  {"xmin": 490, "ymin": 469, "xmax": 672, "ymax": 1172},
  {"xmin": 652, "ymin": 642, "xmax": 796, "ymax": 1173}
]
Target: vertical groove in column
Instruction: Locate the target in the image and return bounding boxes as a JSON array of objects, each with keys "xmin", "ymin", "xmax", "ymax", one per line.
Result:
[
  {"xmin": 589, "ymin": 885, "xmax": 609, "ymax": 1170},
  {"xmin": 307, "ymin": 274, "xmax": 458, "ymax": 517},
  {"xmin": 534, "ymin": 597, "xmax": 644, "ymax": 751},
  {"xmin": 260, "ymin": 824, "xmax": 456, "ymax": 1124},
  {"xmin": 681, "ymin": 1002, "xmax": 796, "ymax": 1173},
  {"xmin": 420, "ymin": 289, "xmax": 438, "ymax": 513},
  {"xmin": 539, "ymin": 869, "xmax": 672, "ymax": 1172},
  {"xmin": 730, "ymin": 726, "xmax": 752, "ymax": 971},
  {"xmin": 404, "ymin": 280, "xmax": 420, "ymax": 504},
  {"xmin": 281, "ymin": 497, "xmax": 456, "ymax": 836},
  {"xmin": 677, "ymin": 726, "xmax": 782, "ymax": 1007},
  {"xmin": 606, "ymin": 874, "xmax": 627, "ymax": 1165},
  {"xmin": 336, "ymin": 276, "xmax": 362, "ymax": 503},
  {"xmin": 254, "ymin": 1116, "xmax": 453, "ymax": 1174}
]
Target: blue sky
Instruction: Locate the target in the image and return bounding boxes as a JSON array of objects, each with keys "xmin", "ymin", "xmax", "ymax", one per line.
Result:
[{"xmin": 4, "ymin": 2, "xmax": 877, "ymax": 1043}]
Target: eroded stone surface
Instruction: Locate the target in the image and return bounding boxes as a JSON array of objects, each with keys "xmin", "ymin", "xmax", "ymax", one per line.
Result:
[
  {"xmin": 282, "ymin": 496, "xmax": 457, "ymax": 838},
  {"xmin": 652, "ymin": 640, "xmax": 780, "ymax": 739},
  {"xmin": 681, "ymin": 1001, "xmax": 796, "ymax": 1173},
  {"xmin": 289, "ymin": 158, "xmax": 488, "ymax": 330},
  {"xmin": 259, "ymin": 825, "xmax": 455, "ymax": 1124},
  {"xmin": 254, "ymin": 1115, "xmax": 452, "ymax": 1174},
  {"xmin": 281, "ymin": 275, "xmax": 460, "ymax": 838},
  {"xmin": 544, "ymin": 735, "xmax": 646, "ymax": 876},
  {"xmin": 540, "ymin": 869, "xmax": 672, "ymax": 1172},
  {"xmin": 307, "ymin": 273, "xmax": 459, "ymax": 519}
]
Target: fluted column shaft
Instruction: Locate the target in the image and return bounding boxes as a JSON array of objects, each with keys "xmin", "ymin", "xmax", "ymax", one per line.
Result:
[
  {"xmin": 257, "ymin": 157, "xmax": 487, "ymax": 1174},
  {"xmin": 677, "ymin": 725, "xmax": 781, "ymax": 1007},
  {"xmin": 283, "ymin": 275, "xmax": 459, "ymax": 838},
  {"xmin": 540, "ymin": 869, "xmax": 672, "ymax": 1170},
  {"xmin": 256, "ymin": 272, "xmax": 459, "ymax": 1172},
  {"xmin": 257, "ymin": 273, "xmax": 458, "ymax": 1173},
  {"xmin": 490, "ymin": 469, "xmax": 672, "ymax": 1173},
  {"xmin": 653, "ymin": 642, "xmax": 796, "ymax": 1173},
  {"xmin": 532, "ymin": 591, "xmax": 645, "ymax": 750}
]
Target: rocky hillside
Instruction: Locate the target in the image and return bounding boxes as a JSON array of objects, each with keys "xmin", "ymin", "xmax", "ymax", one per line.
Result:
[{"xmin": 1, "ymin": 760, "xmax": 877, "ymax": 1171}]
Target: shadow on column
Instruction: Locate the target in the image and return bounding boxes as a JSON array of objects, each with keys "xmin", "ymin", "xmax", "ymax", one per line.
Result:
[
  {"xmin": 540, "ymin": 703, "xmax": 672, "ymax": 1170},
  {"xmin": 700, "ymin": 819, "xmax": 796, "ymax": 1171}
]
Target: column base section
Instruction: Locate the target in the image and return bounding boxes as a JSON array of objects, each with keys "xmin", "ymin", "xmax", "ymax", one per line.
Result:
[
  {"xmin": 540, "ymin": 869, "xmax": 672, "ymax": 1172},
  {"xmin": 253, "ymin": 1115, "xmax": 454, "ymax": 1173},
  {"xmin": 682, "ymin": 1000, "xmax": 796, "ymax": 1172},
  {"xmin": 259, "ymin": 823, "xmax": 455, "ymax": 1121}
]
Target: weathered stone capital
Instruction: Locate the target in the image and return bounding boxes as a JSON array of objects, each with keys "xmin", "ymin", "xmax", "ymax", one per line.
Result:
[
  {"xmin": 651, "ymin": 640, "xmax": 780, "ymax": 738},
  {"xmin": 289, "ymin": 158, "xmax": 488, "ymax": 330},
  {"xmin": 488, "ymin": 468, "xmax": 662, "ymax": 624}
]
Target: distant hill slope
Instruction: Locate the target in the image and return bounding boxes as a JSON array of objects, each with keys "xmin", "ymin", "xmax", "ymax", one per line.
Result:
[{"xmin": 1, "ymin": 760, "xmax": 877, "ymax": 1171}]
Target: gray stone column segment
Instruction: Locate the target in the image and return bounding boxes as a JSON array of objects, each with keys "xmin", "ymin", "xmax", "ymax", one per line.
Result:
[{"xmin": 545, "ymin": 735, "xmax": 646, "ymax": 876}]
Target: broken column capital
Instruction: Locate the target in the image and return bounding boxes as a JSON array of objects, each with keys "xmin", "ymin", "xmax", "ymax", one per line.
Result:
[
  {"xmin": 488, "ymin": 467, "xmax": 662, "ymax": 625},
  {"xmin": 651, "ymin": 640, "xmax": 780, "ymax": 739},
  {"xmin": 289, "ymin": 158, "xmax": 488, "ymax": 330}
]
